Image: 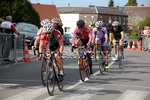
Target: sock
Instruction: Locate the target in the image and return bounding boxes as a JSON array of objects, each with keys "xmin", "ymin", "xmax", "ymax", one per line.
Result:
[{"xmin": 59, "ymin": 70, "xmax": 64, "ymax": 75}]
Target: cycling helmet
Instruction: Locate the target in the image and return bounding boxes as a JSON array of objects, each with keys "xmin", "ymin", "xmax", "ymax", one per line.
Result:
[
  {"xmin": 112, "ymin": 21, "xmax": 119, "ymax": 26},
  {"xmin": 44, "ymin": 24, "xmax": 54, "ymax": 33},
  {"xmin": 51, "ymin": 18, "xmax": 60, "ymax": 24},
  {"xmin": 95, "ymin": 21, "xmax": 103, "ymax": 28},
  {"xmin": 76, "ymin": 20, "xmax": 85, "ymax": 28},
  {"xmin": 40, "ymin": 19, "xmax": 50, "ymax": 27}
]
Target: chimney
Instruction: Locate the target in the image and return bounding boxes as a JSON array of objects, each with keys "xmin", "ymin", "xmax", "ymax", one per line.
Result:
[{"xmin": 68, "ymin": 3, "xmax": 70, "ymax": 7}]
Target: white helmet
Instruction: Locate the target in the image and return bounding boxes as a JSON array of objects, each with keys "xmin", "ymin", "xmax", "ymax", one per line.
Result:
[
  {"xmin": 95, "ymin": 21, "xmax": 103, "ymax": 28},
  {"xmin": 41, "ymin": 19, "xmax": 50, "ymax": 27},
  {"xmin": 112, "ymin": 21, "xmax": 119, "ymax": 26},
  {"xmin": 51, "ymin": 18, "xmax": 60, "ymax": 24},
  {"xmin": 44, "ymin": 24, "xmax": 54, "ymax": 33}
]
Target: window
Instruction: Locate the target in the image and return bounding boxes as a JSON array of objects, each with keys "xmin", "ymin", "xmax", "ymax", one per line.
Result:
[
  {"xmin": 100, "ymin": 16, "xmax": 103, "ymax": 21},
  {"xmin": 115, "ymin": 17, "xmax": 117, "ymax": 21},
  {"xmin": 64, "ymin": 27, "xmax": 70, "ymax": 32},
  {"xmin": 91, "ymin": 16, "xmax": 94, "ymax": 22},
  {"xmin": 119, "ymin": 17, "xmax": 121, "ymax": 24},
  {"xmin": 108, "ymin": 17, "xmax": 112, "ymax": 23},
  {"xmin": 123, "ymin": 18, "xmax": 126, "ymax": 25},
  {"xmin": 83, "ymin": 16, "xmax": 87, "ymax": 23}
]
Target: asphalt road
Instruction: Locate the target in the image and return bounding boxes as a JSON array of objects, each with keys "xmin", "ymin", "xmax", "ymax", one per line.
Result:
[{"xmin": 0, "ymin": 46, "xmax": 150, "ymax": 100}]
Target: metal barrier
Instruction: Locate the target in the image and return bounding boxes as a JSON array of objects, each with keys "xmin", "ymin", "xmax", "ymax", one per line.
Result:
[
  {"xmin": 142, "ymin": 35, "xmax": 150, "ymax": 51},
  {"xmin": 0, "ymin": 33, "xmax": 25, "ymax": 67}
]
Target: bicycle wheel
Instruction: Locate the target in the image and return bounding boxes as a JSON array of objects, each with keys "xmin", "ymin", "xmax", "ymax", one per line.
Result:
[
  {"xmin": 85, "ymin": 59, "xmax": 90, "ymax": 79},
  {"xmin": 41, "ymin": 58, "xmax": 46, "ymax": 86},
  {"xmin": 87, "ymin": 53, "xmax": 92, "ymax": 75},
  {"xmin": 118, "ymin": 48, "xmax": 123, "ymax": 69},
  {"xmin": 94, "ymin": 46, "xmax": 98, "ymax": 62},
  {"xmin": 46, "ymin": 62, "xmax": 55, "ymax": 96},
  {"xmin": 79, "ymin": 58, "xmax": 87, "ymax": 82},
  {"xmin": 98, "ymin": 60, "xmax": 105, "ymax": 74},
  {"xmin": 57, "ymin": 69, "xmax": 64, "ymax": 91}
]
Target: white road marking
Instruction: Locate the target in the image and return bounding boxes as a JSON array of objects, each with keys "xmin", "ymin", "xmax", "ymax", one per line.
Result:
[
  {"xmin": 61, "ymin": 87, "xmax": 103, "ymax": 100},
  {"xmin": 0, "ymin": 83, "xmax": 19, "ymax": 91},
  {"xmin": 3, "ymin": 86, "xmax": 47, "ymax": 100},
  {"xmin": 117, "ymin": 90, "xmax": 149, "ymax": 100}
]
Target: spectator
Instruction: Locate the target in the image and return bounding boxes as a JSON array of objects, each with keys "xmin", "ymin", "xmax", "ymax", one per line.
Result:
[
  {"xmin": 137, "ymin": 26, "xmax": 143, "ymax": 42},
  {"xmin": 1, "ymin": 16, "xmax": 20, "ymax": 35}
]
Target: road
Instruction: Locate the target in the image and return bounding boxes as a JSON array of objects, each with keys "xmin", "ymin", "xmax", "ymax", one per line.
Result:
[{"xmin": 0, "ymin": 46, "xmax": 150, "ymax": 100}]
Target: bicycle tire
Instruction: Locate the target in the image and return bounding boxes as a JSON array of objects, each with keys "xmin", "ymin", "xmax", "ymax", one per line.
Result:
[
  {"xmin": 41, "ymin": 59, "xmax": 46, "ymax": 86},
  {"xmin": 85, "ymin": 59, "xmax": 90, "ymax": 79},
  {"xmin": 118, "ymin": 48, "xmax": 123, "ymax": 69},
  {"xmin": 87, "ymin": 54, "xmax": 92, "ymax": 75},
  {"xmin": 46, "ymin": 62, "xmax": 55, "ymax": 96},
  {"xmin": 98, "ymin": 60, "xmax": 104, "ymax": 74},
  {"xmin": 79, "ymin": 58, "xmax": 87, "ymax": 82}
]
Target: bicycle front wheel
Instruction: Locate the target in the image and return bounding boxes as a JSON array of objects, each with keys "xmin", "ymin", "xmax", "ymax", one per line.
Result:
[
  {"xmin": 46, "ymin": 62, "xmax": 55, "ymax": 96},
  {"xmin": 79, "ymin": 58, "xmax": 87, "ymax": 82},
  {"xmin": 98, "ymin": 60, "xmax": 105, "ymax": 74},
  {"xmin": 118, "ymin": 48, "xmax": 123, "ymax": 69}
]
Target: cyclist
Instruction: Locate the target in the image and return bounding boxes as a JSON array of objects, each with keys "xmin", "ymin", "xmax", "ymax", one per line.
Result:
[
  {"xmin": 109, "ymin": 21, "xmax": 124, "ymax": 60},
  {"xmin": 38, "ymin": 24, "xmax": 64, "ymax": 81},
  {"xmin": 32, "ymin": 19, "xmax": 50, "ymax": 50},
  {"xmin": 92, "ymin": 21, "xmax": 109, "ymax": 69},
  {"xmin": 51, "ymin": 18, "xmax": 64, "ymax": 36},
  {"xmin": 72, "ymin": 19, "xmax": 93, "ymax": 74}
]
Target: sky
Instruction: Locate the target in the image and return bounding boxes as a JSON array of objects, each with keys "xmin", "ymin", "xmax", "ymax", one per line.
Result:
[{"xmin": 29, "ymin": 0, "xmax": 150, "ymax": 7}]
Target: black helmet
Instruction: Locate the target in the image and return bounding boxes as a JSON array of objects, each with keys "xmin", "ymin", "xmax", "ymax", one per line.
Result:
[{"xmin": 76, "ymin": 20, "xmax": 85, "ymax": 28}]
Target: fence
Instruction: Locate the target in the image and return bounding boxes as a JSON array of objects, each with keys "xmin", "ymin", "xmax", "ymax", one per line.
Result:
[
  {"xmin": 142, "ymin": 35, "xmax": 150, "ymax": 51},
  {"xmin": 0, "ymin": 33, "xmax": 25, "ymax": 67}
]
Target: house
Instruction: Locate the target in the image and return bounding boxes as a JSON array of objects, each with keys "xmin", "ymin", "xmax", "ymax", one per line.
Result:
[
  {"xmin": 121, "ymin": 6, "xmax": 150, "ymax": 28},
  {"xmin": 57, "ymin": 6, "xmax": 128, "ymax": 33},
  {"xmin": 32, "ymin": 3, "xmax": 63, "ymax": 26}
]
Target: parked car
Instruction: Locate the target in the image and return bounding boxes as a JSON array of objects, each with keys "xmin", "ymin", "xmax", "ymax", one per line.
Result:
[
  {"xmin": 63, "ymin": 33, "xmax": 72, "ymax": 45},
  {"xmin": 124, "ymin": 33, "xmax": 130, "ymax": 48},
  {"xmin": 15, "ymin": 23, "xmax": 38, "ymax": 47}
]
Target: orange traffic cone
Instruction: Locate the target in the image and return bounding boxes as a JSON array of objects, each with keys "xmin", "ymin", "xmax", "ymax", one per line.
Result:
[
  {"xmin": 138, "ymin": 40, "xmax": 142, "ymax": 51},
  {"xmin": 126, "ymin": 41, "xmax": 131, "ymax": 50},
  {"xmin": 131, "ymin": 41, "xmax": 136, "ymax": 50},
  {"xmin": 22, "ymin": 42, "xmax": 31, "ymax": 62}
]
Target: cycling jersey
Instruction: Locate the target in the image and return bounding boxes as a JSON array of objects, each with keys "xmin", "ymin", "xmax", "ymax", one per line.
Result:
[
  {"xmin": 92, "ymin": 27, "xmax": 107, "ymax": 44},
  {"xmin": 40, "ymin": 29, "xmax": 62, "ymax": 51},
  {"xmin": 110, "ymin": 25, "xmax": 123, "ymax": 42},
  {"xmin": 37, "ymin": 27, "xmax": 44, "ymax": 36},
  {"xmin": 1, "ymin": 21, "xmax": 16, "ymax": 33},
  {"xmin": 72, "ymin": 25, "xmax": 92, "ymax": 45}
]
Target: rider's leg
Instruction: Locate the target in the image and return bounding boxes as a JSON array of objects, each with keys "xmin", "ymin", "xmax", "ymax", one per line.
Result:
[{"xmin": 119, "ymin": 40, "xmax": 124, "ymax": 52}]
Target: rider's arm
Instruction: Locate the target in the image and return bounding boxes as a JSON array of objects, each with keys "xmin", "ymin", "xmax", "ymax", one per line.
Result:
[
  {"xmin": 120, "ymin": 31, "xmax": 124, "ymax": 41},
  {"xmin": 58, "ymin": 38, "xmax": 64, "ymax": 55},
  {"xmin": 92, "ymin": 31, "xmax": 96, "ymax": 45},
  {"xmin": 88, "ymin": 31, "xmax": 92, "ymax": 45},
  {"xmin": 105, "ymin": 33, "xmax": 108, "ymax": 44},
  {"xmin": 72, "ymin": 30, "xmax": 77, "ymax": 45}
]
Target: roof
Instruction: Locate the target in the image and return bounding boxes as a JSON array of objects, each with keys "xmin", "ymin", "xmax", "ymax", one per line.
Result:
[
  {"xmin": 32, "ymin": 3, "xmax": 63, "ymax": 25},
  {"xmin": 57, "ymin": 6, "xmax": 127, "ymax": 16},
  {"xmin": 57, "ymin": 7, "xmax": 97, "ymax": 14},
  {"xmin": 96, "ymin": 7, "xmax": 127, "ymax": 16}
]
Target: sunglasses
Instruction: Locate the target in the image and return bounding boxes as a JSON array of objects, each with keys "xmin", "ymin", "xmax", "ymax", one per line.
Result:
[{"xmin": 46, "ymin": 32, "xmax": 51, "ymax": 34}]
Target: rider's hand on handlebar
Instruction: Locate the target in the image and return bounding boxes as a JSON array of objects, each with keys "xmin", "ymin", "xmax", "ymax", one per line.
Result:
[{"xmin": 32, "ymin": 46, "xmax": 36, "ymax": 50}]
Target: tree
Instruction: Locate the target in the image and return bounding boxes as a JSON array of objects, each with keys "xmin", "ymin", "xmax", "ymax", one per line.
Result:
[
  {"xmin": 138, "ymin": 16, "xmax": 150, "ymax": 28},
  {"xmin": 108, "ymin": 0, "xmax": 114, "ymax": 7},
  {"xmin": 125, "ymin": 0, "xmax": 137, "ymax": 6},
  {"xmin": 0, "ymin": 0, "xmax": 40, "ymax": 27}
]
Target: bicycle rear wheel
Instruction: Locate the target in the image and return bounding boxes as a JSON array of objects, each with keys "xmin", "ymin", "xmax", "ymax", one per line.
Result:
[
  {"xmin": 46, "ymin": 62, "xmax": 55, "ymax": 96},
  {"xmin": 79, "ymin": 58, "xmax": 87, "ymax": 82},
  {"xmin": 118, "ymin": 48, "xmax": 123, "ymax": 69}
]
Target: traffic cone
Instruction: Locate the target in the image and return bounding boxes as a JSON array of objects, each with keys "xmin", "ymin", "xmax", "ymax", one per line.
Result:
[
  {"xmin": 22, "ymin": 42, "xmax": 31, "ymax": 62},
  {"xmin": 131, "ymin": 41, "xmax": 136, "ymax": 50},
  {"xmin": 138, "ymin": 40, "xmax": 142, "ymax": 51},
  {"xmin": 126, "ymin": 41, "xmax": 131, "ymax": 50}
]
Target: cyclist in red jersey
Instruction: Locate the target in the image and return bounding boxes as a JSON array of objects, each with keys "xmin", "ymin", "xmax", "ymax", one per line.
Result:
[
  {"xmin": 72, "ymin": 20, "xmax": 93, "ymax": 74},
  {"xmin": 38, "ymin": 24, "xmax": 64, "ymax": 81}
]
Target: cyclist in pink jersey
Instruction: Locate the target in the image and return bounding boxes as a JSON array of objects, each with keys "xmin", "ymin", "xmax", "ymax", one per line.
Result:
[{"xmin": 72, "ymin": 20, "xmax": 93, "ymax": 74}]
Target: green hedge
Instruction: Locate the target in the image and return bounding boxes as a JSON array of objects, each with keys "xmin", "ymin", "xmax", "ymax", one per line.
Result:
[{"xmin": 128, "ymin": 29, "xmax": 138, "ymax": 39}]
